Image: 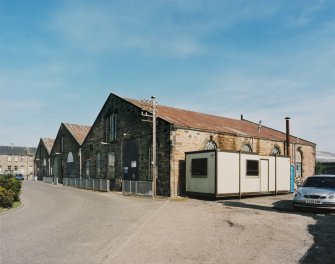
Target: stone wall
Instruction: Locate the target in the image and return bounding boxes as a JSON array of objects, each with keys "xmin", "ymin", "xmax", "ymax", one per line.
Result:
[
  {"xmin": 50, "ymin": 124, "xmax": 81, "ymax": 182},
  {"xmin": 35, "ymin": 141, "xmax": 51, "ymax": 180},
  {"xmin": 81, "ymin": 95, "xmax": 171, "ymax": 196}
]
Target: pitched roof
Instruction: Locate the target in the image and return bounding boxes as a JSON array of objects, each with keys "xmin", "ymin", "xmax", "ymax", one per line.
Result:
[
  {"xmin": 0, "ymin": 146, "xmax": 37, "ymax": 156},
  {"xmin": 63, "ymin": 123, "xmax": 91, "ymax": 145},
  {"xmin": 41, "ymin": 138, "xmax": 55, "ymax": 155},
  {"xmin": 125, "ymin": 98, "xmax": 315, "ymax": 146}
]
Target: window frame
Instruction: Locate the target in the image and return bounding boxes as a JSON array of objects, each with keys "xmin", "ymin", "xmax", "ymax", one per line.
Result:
[
  {"xmin": 246, "ymin": 159, "xmax": 259, "ymax": 177},
  {"xmin": 191, "ymin": 158, "xmax": 208, "ymax": 178}
]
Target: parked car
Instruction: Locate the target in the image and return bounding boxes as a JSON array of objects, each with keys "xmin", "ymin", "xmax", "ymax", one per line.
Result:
[
  {"xmin": 293, "ymin": 175, "xmax": 335, "ymax": 209},
  {"xmin": 14, "ymin": 173, "xmax": 25, "ymax": 181}
]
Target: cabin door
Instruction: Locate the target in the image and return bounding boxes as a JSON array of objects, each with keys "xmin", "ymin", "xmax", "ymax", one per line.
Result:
[{"xmin": 260, "ymin": 159, "xmax": 269, "ymax": 192}]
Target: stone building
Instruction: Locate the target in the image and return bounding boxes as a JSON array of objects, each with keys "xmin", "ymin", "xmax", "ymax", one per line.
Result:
[
  {"xmin": 50, "ymin": 123, "xmax": 91, "ymax": 183},
  {"xmin": 81, "ymin": 93, "xmax": 316, "ymax": 197},
  {"xmin": 34, "ymin": 138, "xmax": 55, "ymax": 180},
  {"xmin": 0, "ymin": 146, "xmax": 36, "ymax": 176}
]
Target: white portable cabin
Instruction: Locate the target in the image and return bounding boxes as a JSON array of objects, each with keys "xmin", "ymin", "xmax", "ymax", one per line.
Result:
[{"xmin": 185, "ymin": 149, "xmax": 291, "ymax": 198}]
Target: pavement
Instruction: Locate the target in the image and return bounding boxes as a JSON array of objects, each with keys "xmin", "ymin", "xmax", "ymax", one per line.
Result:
[{"xmin": 1, "ymin": 180, "xmax": 334, "ymax": 264}]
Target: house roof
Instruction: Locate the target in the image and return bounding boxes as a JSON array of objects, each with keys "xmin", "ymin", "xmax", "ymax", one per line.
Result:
[
  {"xmin": 316, "ymin": 151, "xmax": 335, "ymax": 163},
  {"xmin": 125, "ymin": 97, "xmax": 315, "ymax": 146},
  {"xmin": 63, "ymin": 123, "xmax": 91, "ymax": 145},
  {"xmin": 41, "ymin": 138, "xmax": 55, "ymax": 155},
  {"xmin": 0, "ymin": 146, "xmax": 37, "ymax": 156}
]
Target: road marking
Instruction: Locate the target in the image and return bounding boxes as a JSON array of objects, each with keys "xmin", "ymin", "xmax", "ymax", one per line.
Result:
[{"xmin": 100, "ymin": 199, "xmax": 170, "ymax": 264}]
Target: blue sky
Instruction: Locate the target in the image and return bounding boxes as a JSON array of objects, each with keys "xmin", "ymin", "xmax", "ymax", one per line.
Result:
[{"xmin": 0, "ymin": 0, "xmax": 334, "ymax": 152}]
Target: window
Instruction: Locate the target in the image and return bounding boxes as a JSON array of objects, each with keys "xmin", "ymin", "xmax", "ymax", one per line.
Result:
[
  {"xmin": 96, "ymin": 152, "xmax": 101, "ymax": 178},
  {"xmin": 191, "ymin": 158, "xmax": 208, "ymax": 177},
  {"xmin": 246, "ymin": 160, "xmax": 259, "ymax": 176},
  {"xmin": 107, "ymin": 113, "xmax": 118, "ymax": 142},
  {"xmin": 8, "ymin": 156, "xmax": 11, "ymax": 162},
  {"xmin": 85, "ymin": 160, "xmax": 90, "ymax": 178},
  {"xmin": 61, "ymin": 137, "xmax": 64, "ymax": 152},
  {"xmin": 272, "ymin": 146, "xmax": 281, "ymax": 155},
  {"xmin": 14, "ymin": 166, "xmax": 18, "ymax": 171},
  {"xmin": 67, "ymin": 152, "xmax": 74, "ymax": 177},
  {"xmin": 8, "ymin": 166, "xmax": 11, "ymax": 171},
  {"xmin": 14, "ymin": 156, "xmax": 18, "ymax": 162},
  {"xmin": 205, "ymin": 140, "xmax": 217, "ymax": 150},
  {"xmin": 242, "ymin": 144, "xmax": 252, "ymax": 152}
]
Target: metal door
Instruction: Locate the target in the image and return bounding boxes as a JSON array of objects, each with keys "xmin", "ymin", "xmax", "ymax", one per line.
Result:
[
  {"xmin": 260, "ymin": 159, "xmax": 269, "ymax": 192},
  {"xmin": 123, "ymin": 140, "xmax": 138, "ymax": 180}
]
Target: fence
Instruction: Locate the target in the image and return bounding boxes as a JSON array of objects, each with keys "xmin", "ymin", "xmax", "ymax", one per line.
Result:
[
  {"xmin": 43, "ymin": 177, "xmax": 57, "ymax": 184},
  {"xmin": 63, "ymin": 178, "xmax": 110, "ymax": 192},
  {"xmin": 122, "ymin": 180, "xmax": 153, "ymax": 197}
]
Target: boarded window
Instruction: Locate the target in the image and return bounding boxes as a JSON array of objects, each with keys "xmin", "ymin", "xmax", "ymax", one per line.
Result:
[
  {"xmin": 191, "ymin": 158, "xmax": 207, "ymax": 177},
  {"xmin": 246, "ymin": 160, "xmax": 259, "ymax": 176}
]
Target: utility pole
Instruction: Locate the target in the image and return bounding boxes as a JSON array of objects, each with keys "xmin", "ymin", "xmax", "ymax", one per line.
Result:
[{"xmin": 141, "ymin": 96, "xmax": 157, "ymax": 198}]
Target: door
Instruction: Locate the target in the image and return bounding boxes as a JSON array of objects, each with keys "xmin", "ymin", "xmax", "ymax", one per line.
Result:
[
  {"xmin": 260, "ymin": 159, "xmax": 269, "ymax": 192},
  {"xmin": 123, "ymin": 139, "xmax": 138, "ymax": 181}
]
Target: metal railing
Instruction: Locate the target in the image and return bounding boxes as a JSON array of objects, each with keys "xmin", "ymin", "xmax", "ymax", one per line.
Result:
[
  {"xmin": 43, "ymin": 177, "xmax": 58, "ymax": 184},
  {"xmin": 63, "ymin": 178, "xmax": 110, "ymax": 192},
  {"xmin": 122, "ymin": 180, "xmax": 153, "ymax": 197}
]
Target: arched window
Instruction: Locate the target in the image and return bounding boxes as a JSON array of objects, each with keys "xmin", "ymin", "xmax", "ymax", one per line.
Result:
[
  {"xmin": 242, "ymin": 144, "xmax": 252, "ymax": 152},
  {"xmin": 67, "ymin": 152, "xmax": 74, "ymax": 177},
  {"xmin": 205, "ymin": 140, "xmax": 217, "ymax": 150},
  {"xmin": 272, "ymin": 146, "xmax": 281, "ymax": 155},
  {"xmin": 67, "ymin": 152, "xmax": 74, "ymax": 163}
]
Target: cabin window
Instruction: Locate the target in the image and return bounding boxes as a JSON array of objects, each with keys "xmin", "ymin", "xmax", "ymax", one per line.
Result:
[
  {"xmin": 246, "ymin": 160, "xmax": 259, "ymax": 176},
  {"xmin": 191, "ymin": 158, "xmax": 208, "ymax": 177}
]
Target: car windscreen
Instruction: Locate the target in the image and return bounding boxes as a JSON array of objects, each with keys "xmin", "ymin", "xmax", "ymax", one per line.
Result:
[{"xmin": 303, "ymin": 177, "xmax": 335, "ymax": 188}]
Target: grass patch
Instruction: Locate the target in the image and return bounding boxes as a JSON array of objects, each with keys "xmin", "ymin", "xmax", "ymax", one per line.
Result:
[{"xmin": 0, "ymin": 201, "xmax": 22, "ymax": 214}]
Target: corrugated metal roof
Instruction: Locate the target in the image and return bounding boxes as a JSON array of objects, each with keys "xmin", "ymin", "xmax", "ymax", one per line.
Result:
[
  {"xmin": 63, "ymin": 123, "xmax": 91, "ymax": 145},
  {"xmin": 125, "ymin": 98, "xmax": 314, "ymax": 146},
  {"xmin": 41, "ymin": 138, "xmax": 55, "ymax": 155},
  {"xmin": 316, "ymin": 151, "xmax": 335, "ymax": 163},
  {"xmin": 0, "ymin": 146, "xmax": 37, "ymax": 156}
]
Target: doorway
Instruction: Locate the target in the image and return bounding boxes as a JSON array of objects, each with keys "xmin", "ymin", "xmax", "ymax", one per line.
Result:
[{"xmin": 123, "ymin": 139, "xmax": 139, "ymax": 181}]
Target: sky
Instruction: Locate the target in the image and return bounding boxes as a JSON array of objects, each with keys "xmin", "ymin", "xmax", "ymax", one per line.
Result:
[{"xmin": 0, "ymin": 0, "xmax": 334, "ymax": 152}]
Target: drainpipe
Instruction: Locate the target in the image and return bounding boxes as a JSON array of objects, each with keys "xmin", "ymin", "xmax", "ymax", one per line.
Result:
[
  {"xmin": 79, "ymin": 148, "xmax": 82, "ymax": 179},
  {"xmin": 239, "ymin": 151, "xmax": 242, "ymax": 199},
  {"xmin": 285, "ymin": 117, "xmax": 291, "ymax": 158}
]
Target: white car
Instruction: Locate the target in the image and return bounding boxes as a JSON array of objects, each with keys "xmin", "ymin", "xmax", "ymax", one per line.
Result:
[{"xmin": 293, "ymin": 175, "xmax": 335, "ymax": 209}]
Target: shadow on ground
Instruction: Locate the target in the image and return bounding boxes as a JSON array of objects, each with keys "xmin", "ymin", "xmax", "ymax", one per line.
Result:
[{"xmin": 218, "ymin": 199, "xmax": 335, "ymax": 264}]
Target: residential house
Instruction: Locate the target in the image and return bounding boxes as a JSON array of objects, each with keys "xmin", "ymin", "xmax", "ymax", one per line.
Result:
[{"xmin": 0, "ymin": 146, "xmax": 36, "ymax": 176}]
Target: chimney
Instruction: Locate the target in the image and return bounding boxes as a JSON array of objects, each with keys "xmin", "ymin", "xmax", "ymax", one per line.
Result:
[
  {"xmin": 285, "ymin": 117, "xmax": 291, "ymax": 157},
  {"xmin": 241, "ymin": 114, "xmax": 244, "ymax": 120},
  {"xmin": 258, "ymin": 120, "xmax": 262, "ymax": 132}
]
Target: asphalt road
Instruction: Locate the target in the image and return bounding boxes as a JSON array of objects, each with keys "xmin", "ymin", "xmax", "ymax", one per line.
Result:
[
  {"xmin": 0, "ymin": 181, "xmax": 167, "ymax": 264},
  {"xmin": 1, "ymin": 181, "xmax": 334, "ymax": 264}
]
